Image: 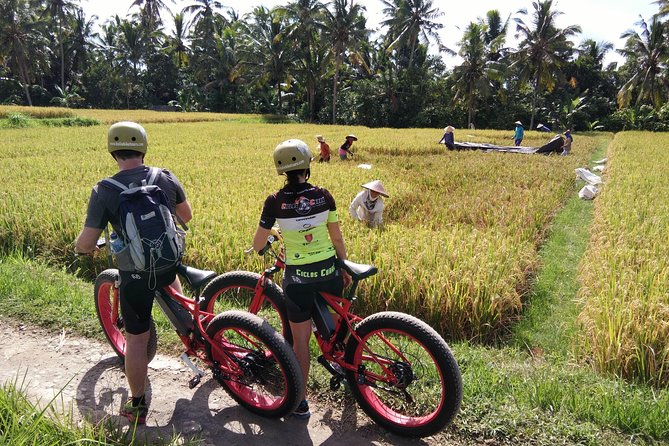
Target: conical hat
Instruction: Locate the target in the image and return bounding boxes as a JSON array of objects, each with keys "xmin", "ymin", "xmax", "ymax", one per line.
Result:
[{"xmin": 362, "ymin": 180, "xmax": 389, "ymax": 197}]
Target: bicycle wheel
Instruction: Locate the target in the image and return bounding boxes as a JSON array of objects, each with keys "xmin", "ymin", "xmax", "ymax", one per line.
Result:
[
  {"xmin": 205, "ymin": 310, "xmax": 303, "ymax": 418},
  {"xmin": 344, "ymin": 311, "xmax": 462, "ymax": 437},
  {"xmin": 200, "ymin": 271, "xmax": 292, "ymax": 342},
  {"xmin": 94, "ymin": 269, "xmax": 157, "ymax": 363}
]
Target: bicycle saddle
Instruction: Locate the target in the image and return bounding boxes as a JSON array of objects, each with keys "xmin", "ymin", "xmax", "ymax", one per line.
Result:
[
  {"xmin": 337, "ymin": 259, "xmax": 378, "ymax": 281},
  {"xmin": 176, "ymin": 264, "xmax": 217, "ymax": 290}
]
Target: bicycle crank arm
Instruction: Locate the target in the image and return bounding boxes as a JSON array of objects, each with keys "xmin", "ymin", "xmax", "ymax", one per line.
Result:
[
  {"xmin": 180, "ymin": 353, "xmax": 205, "ymax": 389},
  {"xmin": 317, "ymin": 355, "xmax": 344, "ymax": 376}
]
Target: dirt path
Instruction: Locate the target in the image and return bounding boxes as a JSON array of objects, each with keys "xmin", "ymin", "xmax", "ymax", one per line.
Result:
[{"xmin": 0, "ymin": 320, "xmax": 459, "ymax": 446}]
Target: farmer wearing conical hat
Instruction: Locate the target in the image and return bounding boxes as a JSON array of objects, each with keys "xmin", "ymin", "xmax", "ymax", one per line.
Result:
[
  {"xmin": 315, "ymin": 135, "xmax": 331, "ymax": 163},
  {"xmin": 338, "ymin": 134, "xmax": 357, "ymax": 160},
  {"xmin": 439, "ymin": 125, "xmax": 456, "ymax": 150},
  {"xmin": 349, "ymin": 180, "xmax": 389, "ymax": 228}
]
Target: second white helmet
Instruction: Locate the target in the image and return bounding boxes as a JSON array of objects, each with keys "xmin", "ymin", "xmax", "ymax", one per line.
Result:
[{"xmin": 273, "ymin": 139, "xmax": 313, "ymax": 175}]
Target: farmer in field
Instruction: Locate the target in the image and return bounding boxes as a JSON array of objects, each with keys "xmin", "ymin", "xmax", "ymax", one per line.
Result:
[
  {"xmin": 338, "ymin": 134, "xmax": 357, "ymax": 160},
  {"xmin": 316, "ymin": 135, "xmax": 331, "ymax": 162},
  {"xmin": 439, "ymin": 125, "xmax": 456, "ymax": 150},
  {"xmin": 74, "ymin": 121, "xmax": 192, "ymax": 425},
  {"xmin": 536, "ymin": 123, "xmax": 551, "ymax": 132},
  {"xmin": 561, "ymin": 128, "xmax": 573, "ymax": 155},
  {"xmin": 513, "ymin": 121, "xmax": 524, "ymax": 146},
  {"xmin": 349, "ymin": 180, "xmax": 389, "ymax": 228},
  {"xmin": 253, "ymin": 139, "xmax": 352, "ymax": 419}
]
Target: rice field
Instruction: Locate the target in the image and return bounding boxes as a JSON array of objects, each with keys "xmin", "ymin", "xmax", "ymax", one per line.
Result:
[
  {"xmin": 578, "ymin": 131, "xmax": 669, "ymax": 386},
  {"xmin": 0, "ymin": 108, "xmax": 601, "ymax": 342}
]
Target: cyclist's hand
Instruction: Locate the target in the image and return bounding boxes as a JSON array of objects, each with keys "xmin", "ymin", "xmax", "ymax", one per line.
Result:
[
  {"xmin": 270, "ymin": 226, "xmax": 282, "ymax": 240},
  {"xmin": 341, "ymin": 269, "xmax": 352, "ymax": 288},
  {"xmin": 75, "ymin": 246, "xmax": 100, "ymax": 256}
]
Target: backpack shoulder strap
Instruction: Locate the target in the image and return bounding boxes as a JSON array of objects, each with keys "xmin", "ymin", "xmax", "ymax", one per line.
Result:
[
  {"xmin": 147, "ymin": 167, "xmax": 162, "ymax": 186},
  {"xmin": 100, "ymin": 177, "xmax": 128, "ymax": 192}
]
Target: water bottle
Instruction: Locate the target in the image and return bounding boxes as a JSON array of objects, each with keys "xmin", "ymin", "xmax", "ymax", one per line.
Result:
[{"xmin": 109, "ymin": 232, "xmax": 124, "ymax": 253}]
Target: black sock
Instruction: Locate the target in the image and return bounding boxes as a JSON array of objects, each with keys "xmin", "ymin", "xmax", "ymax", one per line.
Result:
[{"xmin": 131, "ymin": 395, "xmax": 146, "ymax": 407}]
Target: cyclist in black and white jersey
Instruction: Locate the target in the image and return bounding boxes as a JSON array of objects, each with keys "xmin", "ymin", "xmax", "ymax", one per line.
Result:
[{"xmin": 253, "ymin": 139, "xmax": 351, "ymax": 418}]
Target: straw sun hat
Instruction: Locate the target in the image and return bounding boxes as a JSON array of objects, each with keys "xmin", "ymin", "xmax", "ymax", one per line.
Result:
[
  {"xmin": 316, "ymin": 135, "xmax": 325, "ymax": 142},
  {"xmin": 362, "ymin": 180, "xmax": 389, "ymax": 197}
]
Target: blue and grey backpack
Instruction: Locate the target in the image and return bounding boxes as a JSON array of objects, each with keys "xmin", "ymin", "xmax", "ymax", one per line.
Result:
[{"xmin": 102, "ymin": 167, "xmax": 185, "ymax": 275}]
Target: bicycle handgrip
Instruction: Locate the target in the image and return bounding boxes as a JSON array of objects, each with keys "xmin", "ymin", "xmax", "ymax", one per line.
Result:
[{"xmin": 258, "ymin": 238, "xmax": 273, "ymax": 256}]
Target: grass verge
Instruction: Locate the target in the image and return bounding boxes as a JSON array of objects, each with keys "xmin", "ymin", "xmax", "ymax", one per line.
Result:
[{"xmin": 0, "ymin": 374, "xmax": 199, "ymax": 445}]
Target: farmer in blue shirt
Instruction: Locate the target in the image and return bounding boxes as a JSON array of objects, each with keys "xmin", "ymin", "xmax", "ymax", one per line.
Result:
[
  {"xmin": 513, "ymin": 121, "xmax": 524, "ymax": 146},
  {"xmin": 439, "ymin": 126, "xmax": 456, "ymax": 150},
  {"xmin": 561, "ymin": 128, "xmax": 573, "ymax": 155}
]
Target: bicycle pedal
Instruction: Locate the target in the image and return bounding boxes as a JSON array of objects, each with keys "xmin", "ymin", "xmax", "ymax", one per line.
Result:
[
  {"xmin": 329, "ymin": 375, "xmax": 343, "ymax": 391},
  {"xmin": 188, "ymin": 374, "xmax": 201, "ymax": 389}
]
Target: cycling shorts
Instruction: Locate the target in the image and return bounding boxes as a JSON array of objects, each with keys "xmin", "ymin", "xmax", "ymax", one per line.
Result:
[
  {"xmin": 284, "ymin": 276, "xmax": 344, "ymax": 323},
  {"xmin": 119, "ymin": 270, "xmax": 176, "ymax": 334}
]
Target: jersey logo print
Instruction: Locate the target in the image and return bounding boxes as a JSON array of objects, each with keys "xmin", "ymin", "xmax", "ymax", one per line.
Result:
[
  {"xmin": 304, "ymin": 234, "xmax": 313, "ymax": 243},
  {"xmin": 281, "ymin": 196, "xmax": 326, "ymax": 215}
]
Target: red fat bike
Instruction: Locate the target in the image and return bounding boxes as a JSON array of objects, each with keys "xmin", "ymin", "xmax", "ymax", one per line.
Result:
[
  {"xmin": 199, "ymin": 233, "xmax": 462, "ymax": 437},
  {"xmin": 93, "ymin": 260, "xmax": 304, "ymax": 418}
]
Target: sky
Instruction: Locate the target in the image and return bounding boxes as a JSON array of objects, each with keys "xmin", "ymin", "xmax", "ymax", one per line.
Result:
[{"xmin": 81, "ymin": 0, "xmax": 660, "ymax": 68}]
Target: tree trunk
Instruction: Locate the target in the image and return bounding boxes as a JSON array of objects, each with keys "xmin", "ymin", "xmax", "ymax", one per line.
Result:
[
  {"xmin": 59, "ymin": 16, "xmax": 65, "ymax": 90},
  {"xmin": 530, "ymin": 72, "xmax": 539, "ymax": 130},
  {"xmin": 332, "ymin": 55, "xmax": 341, "ymax": 125},
  {"xmin": 467, "ymin": 85, "xmax": 474, "ymax": 128},
  {"xmin": 308, "ymin": 83, "xmax": 315, "ymax": 122},
  {"xmin": 408, "ymin": 33, "xmax": 417, "ymax": 69},
  {"xmin": 18, "ymin": 61, "xmax": 33, "ymax": 106},
  {"xmin": 277, "ymin": 84, "xmax": 283, "ymax": 113}
]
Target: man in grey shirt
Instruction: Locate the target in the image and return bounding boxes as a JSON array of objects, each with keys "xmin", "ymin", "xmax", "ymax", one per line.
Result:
[{"xmin": 75, "ymin": 121, "xmax": 192, "ymax": 424}]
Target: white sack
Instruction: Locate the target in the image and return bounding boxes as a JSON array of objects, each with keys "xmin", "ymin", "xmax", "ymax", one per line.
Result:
[
  {"xmin": 575, "ymin": 167, "xmax": 602, "ymax": 185},
  {"xmin": 579, "ymin": 185, "xmax": 599, "ymax": 200}
]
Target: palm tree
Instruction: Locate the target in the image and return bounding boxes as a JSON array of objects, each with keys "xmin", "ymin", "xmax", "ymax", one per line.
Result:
[
  {"xmin": 114, "ymin": 17, "xmax": 147, "ymax": 107},
  {"xmin": 380, "ymin": 0, "xmax": 444, "ymax": 69},
  {"xmin": 512, "ymin": 0, "xmax": 581, "ymax": 129},
  {"xmin": 279, "ymin": 0, "xmax": 326, "ymax": 121},
  {"xmin": 42, "ymin": 0, "xmax": 78, "ymax": 90},
  {"xmin": 654, "ymin": 0, "xmax": 669, "ymax": 16},
  {"xmin": 167, "ymin": 12, "xmax": 190, "ymax": 69},
  {"xmin": 237, "ymin": 6, "xmax": 294, "ymax": 113},
  {"xmin": 451, "ymin": 22, "xmax": 503, "ymax": 128},
  {"xmin": 69, "ymin": 8, "xmax": 97, "ymax": 79},
  {"xmin": 322, "ymin": 0, "xmax": 368, "ymax": 124},
  {"xmin": 95, "ymin": 20, "xmax": 119, "ymax": 63},
  {"xmin": 182, "ymin": 0, "xmax": 224, "ymax": 35},
  {"xmin": 617, "ymin": 17, "xmax": 668, "ymax": 109},
  {"xmin": 0, "ymin": 0, "xmax": 51, "ymax": 105},
  {"xmin": 130, "ymin": 0, "xmax": 173, "ymax": 34},
  {"xmin": 578, "ymin": 39, "xmax": 613, "ymax": 69},
  {"xmin": 183, "ymin": 0, "xmax": 226, "ymax": 87},
  {"xmin": 482, "ymin": 9, "xmax": 510, "ymax": 61}
]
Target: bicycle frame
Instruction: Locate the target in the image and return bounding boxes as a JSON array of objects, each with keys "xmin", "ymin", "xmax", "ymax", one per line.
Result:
[
  {"xmin": 109, "ymin": 271, "xmax": 273, "ymax": 385},
  {"xmin": 248, "ymin": 254, "xmax": 407, "ymax": 387}
]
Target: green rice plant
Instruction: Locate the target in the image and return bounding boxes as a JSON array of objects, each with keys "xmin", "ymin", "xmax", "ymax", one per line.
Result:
[
  {"xmin": 6, "ymin": 112, "xmax": 31, "ymax": 128},
  {"xmin": 0, "ymin": 115, "xmax": 601, "ymax": 342},
  {"xmin": 578, "ymin": 132, "xmax": 669, "ymax": 386},
  {"xmin": 41, "ymin": 117, "xmax": 101, "ymax": 127}
]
